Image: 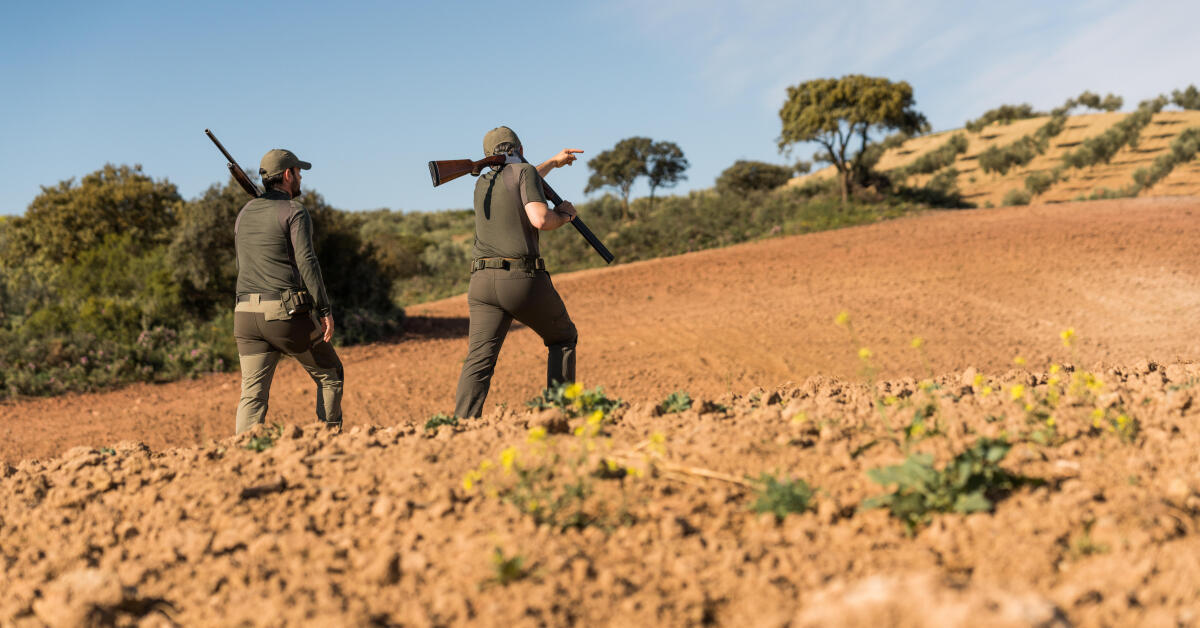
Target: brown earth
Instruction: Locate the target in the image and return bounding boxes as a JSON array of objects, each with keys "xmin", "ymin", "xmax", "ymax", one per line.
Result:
[{"xmin": 3, "ymin": 196, "xmax": 1200, "ymax": 626}]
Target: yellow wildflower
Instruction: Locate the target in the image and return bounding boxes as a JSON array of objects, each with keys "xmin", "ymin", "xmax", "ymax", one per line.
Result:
[
  {"xmin": 858, "ymin": 347, "xmax": 873, "ymax": 361},
  {"xmin": 973, "ymin": 373, "xmax": 985, "ymax": 388},
  {"xmin": 1010, "ymin": 384, "xmax": 1025, "ymax": 400},
  {"xmin": 649, "ymin": 432, "xmax": 667, "ymax": 455},
  {"xmin": 1049, "ymin": 364, "xmax": 1061, "ymax": 374},
  {"xmin": 500, "ymin": 447, "xmax": 518, "ymax": 472},
  {"xmin": 982, "ymin": 386, "xmax": 993, "ymax": 397},
  {"xmin": 563, "ymin": 382, "xmax": 583, "ymax": 401},
  {"xmin": 625, "ymin": 466, "xmax": 643, "ymax": 478},
  {"xmin": 910, "ymin": 336, "xmax": 924, "ymax": 349},
  {"xmin": 1060, "ymin": 327, "xmax": 1075, "ymax": 347},
  {"xmin": 1013, "ymin": 356, "xmax": 1027, "ymax": 366},
  {"xmin": 790, "ymin": 411, "xmax": 809, "ymax": 425},
  {"xmin": 526, "ymin": 426, "xmax": 547, "ymax": 444},
  {"xmin": 587, "ymin": 410, "xmax": 604, "ymax": 425},
  {"xmin": 834, "ymin": 311, "xmax": 850, "ymax": 327},
  {"xmin": 1046, "ymin": 416, "xmax": 1056, "ymax": 427}
]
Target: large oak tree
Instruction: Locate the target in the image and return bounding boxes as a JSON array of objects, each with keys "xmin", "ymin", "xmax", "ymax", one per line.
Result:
[{"xmin": 778, "ymin": 75, "xmax": 928, "ymax": 202}]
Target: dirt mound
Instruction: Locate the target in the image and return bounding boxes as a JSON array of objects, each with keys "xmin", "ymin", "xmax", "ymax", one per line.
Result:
[
  {"xmin": 4, "ymin": 357, "xmax": 1200, "ymax": 626},
  {"xmin": 3, "ymin": 196, "xmax": 1199, "ymax": 465}
]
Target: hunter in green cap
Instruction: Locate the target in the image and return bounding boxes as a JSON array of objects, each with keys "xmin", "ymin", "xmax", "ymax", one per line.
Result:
[
  {"xmin": 452, "ymin": 127, "xmax": 584, "ymax": 418},
  {"xmin": 232, "ymin": 147, "xmax": 344, "ymax": 434}
]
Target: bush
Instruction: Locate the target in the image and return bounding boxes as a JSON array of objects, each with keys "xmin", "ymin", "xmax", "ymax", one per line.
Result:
[
  {"xmin": 716, "ymin": 160, "xmax": 794, "ymax": 193},
  {"xmin": 1061, "ymin": 96, "xmax": 1167, "ymax": 170},
  {"xmin": 1002, "ymin": 189, "xmax": 1032, "ymax": 206},
  {"xmin": 1024, "ymin": 169, "xmax": 1060, "ymax": 195},
  {"xmin": 750, "ymin": 473, "xmax": 814, "ymax": 520},
  {"xmin": 861, "ymin": 438, "xmax": 1030, "ymax": 531},
  {"xmin": 893, "ymin": 134, "xmax": 968, "ymax": 179},
  {"xmin": 965, "ymin": 104, "xmax": 1043, "ymax": 132}
]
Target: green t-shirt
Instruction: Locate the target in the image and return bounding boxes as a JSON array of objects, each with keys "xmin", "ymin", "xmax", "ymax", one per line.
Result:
[{"xmin": 472, "ymin": 162, "xmax": 547, "ymax": 259}]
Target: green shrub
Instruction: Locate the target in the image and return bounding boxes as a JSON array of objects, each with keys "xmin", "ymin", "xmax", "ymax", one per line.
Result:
[
  {"xmin": 658, "ymin": 391, "xmax": 693, "ymax": 414},
  {"xmin": 965, "ymin": 104, "xmax": 1043, "ymax": 132},
  {"xmin": 1061, "ymin": 97, "xmax": 1167, "ymax": 170},
  {"xmin": 861, "ymin": 437, "xmax": 1029, "ymax": 531},
  {"xmin": 526, "ymin": 382, "xmax": 622, "ymax": 417},
  {"xmin": 1024, "ymin": 169, "xmax": 1060, "ymax": 195},
  {"xmin": 716, "ymin": 160, "xmax": 795, "ymax": 193},
  {"xmin": 750, "ymin": 473, "xmax": 814, "ymax": 520},
  {"xmin": 424, "ymin": 413, "xmax": 458, "ymax": 431},
  {"xmin": 1002, "ymin": 189, "xmax": 1032, "ymax": 206},
  {"xmin": 893, "ymin": 134, "xmax": 968, "ymax": 179}
]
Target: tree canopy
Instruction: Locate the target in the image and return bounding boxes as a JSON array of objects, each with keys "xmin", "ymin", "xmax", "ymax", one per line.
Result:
[
  {"xmin": 778, "ymin": 75, "xmax": 928, "ymax": 202},
  {"xmin": 585, "ymin": 137, "xmax": 689, "ymax": 219}
]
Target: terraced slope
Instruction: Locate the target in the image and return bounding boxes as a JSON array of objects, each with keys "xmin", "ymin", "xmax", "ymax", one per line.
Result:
[{"xmin": 797, "ymin": 110, "xmax": 1200, "ymax": 206}]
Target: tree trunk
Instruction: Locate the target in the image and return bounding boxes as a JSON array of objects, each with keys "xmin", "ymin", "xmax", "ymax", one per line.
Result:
[{"xmin": 839, "ymin": 169, "xmax": 849, "ymax": 204}]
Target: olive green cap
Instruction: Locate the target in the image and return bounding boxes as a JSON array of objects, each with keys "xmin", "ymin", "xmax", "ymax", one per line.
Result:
[
  {"xmin": 259, "ymin": 149, "xmax": 312, "ymax": 179},
  {"xmin": 483, "ymin": 126, "xmax": 521, "ymax": 156}
]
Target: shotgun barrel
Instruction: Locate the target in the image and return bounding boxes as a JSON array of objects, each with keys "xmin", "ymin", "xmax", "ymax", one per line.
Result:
[{"xmin": 204, "ymin": 129, "xmax": 261, "ymax": 198}]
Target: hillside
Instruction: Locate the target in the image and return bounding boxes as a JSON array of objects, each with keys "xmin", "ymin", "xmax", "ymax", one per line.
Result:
[{"xmin": 796, "ymin": 110, "xmax": 1200, "ymax": 207}]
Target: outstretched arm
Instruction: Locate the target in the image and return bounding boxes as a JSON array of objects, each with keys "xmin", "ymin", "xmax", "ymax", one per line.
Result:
[{"xmin": 536, "ymin": 149, "xmax": 583, "ymax": 178}]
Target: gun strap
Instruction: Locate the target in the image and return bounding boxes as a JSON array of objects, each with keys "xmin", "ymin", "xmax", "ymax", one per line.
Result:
[{"xmin": 499, "ymin": 164, "xmax": 540, "ymax": 254}]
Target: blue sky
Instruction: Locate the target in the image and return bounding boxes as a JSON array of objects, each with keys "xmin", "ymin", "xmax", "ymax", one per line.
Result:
[{"xmin": 2, "ymin": 1, "xmax": 1197, "ymax": 215}]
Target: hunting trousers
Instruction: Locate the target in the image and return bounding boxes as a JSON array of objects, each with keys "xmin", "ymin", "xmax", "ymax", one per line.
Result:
[{"xmin": 454, "ymin": 267, "xmax": 577, "ymax": 418}]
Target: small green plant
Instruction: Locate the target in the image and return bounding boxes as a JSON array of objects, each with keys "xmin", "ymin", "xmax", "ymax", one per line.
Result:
[
  {"xmin": 750, "ymin": 473, "xmax": 814, "ymax": 521},
  {"xmin": 98, "ymin": 446, "xmax": 116, "ymax": 456},
  {"xmin": 1068, "ymin": 524, "xmax": 1109, "ymax": 560},
  {"xmin": 424, "ymin": 412, "xmax": 458, "ymax": 431},
  {"xmin": 861, "ymin": 437, "xmax": 1031, "ymax": 531},
  {"xmin": 244, "ymin": 423, "xmax": 283, "ymax": 452},
  {"xmin": 488, "ymin": 547, "xmax": 529, "ymax": 586},
  {"xmin": 527, "ymin": 382, "xmax": 622, "ymax": 417},
  {"xmin": 658, "ymin": 391, "xmax": 693, "ymax": 414}
]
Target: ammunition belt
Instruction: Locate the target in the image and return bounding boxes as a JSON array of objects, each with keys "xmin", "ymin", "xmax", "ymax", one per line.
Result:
[{"xmin": 471, "ymin": 257, "xmax": 545, "ymax": 272}]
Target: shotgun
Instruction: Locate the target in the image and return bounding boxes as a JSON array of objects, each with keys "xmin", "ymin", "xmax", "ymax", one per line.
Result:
[
  {"xmin": 204, "ymin": 129, "xmax": 261, "ymax": 198},
  {"xmin": 427, "ymin": 153, "xmax": 616, "ymax": 264}
]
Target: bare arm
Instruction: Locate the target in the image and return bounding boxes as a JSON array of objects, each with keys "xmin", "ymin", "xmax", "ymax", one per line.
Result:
[
  {"xmin": 524, "ymin": 200, "xmax": 577, "ymax": 231},
  {"xmin": 536, "ymin": 149, "xmax": 584, "ymax": 178}
]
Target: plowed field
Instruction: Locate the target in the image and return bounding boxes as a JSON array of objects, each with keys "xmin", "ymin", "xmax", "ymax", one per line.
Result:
[{"xmin": 3, "ymin": 197, "xmax": 1200, "ymax": 626}]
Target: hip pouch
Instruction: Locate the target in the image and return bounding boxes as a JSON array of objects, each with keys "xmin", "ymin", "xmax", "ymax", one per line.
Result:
[{"xmin": 281, "ymin": 288, "xmax": 313, "ymax": 316}]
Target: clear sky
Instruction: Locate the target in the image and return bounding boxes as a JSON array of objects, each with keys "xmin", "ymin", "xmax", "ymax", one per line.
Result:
[{"xmin": 2, "ymin": 1, "xmax": 1197, "ymax": 215}]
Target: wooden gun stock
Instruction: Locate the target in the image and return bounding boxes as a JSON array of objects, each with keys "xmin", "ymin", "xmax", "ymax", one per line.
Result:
[
  {"xmin": 427, "ymin": 155, "xmax": 506, "ymax": 187},
  {"xmin": 427, "ymin": 152, "xmax": 616, "ymax": 264},
  {"xmin": 204, "ymin": 129, "xmax": 261, "ymax": 198}
]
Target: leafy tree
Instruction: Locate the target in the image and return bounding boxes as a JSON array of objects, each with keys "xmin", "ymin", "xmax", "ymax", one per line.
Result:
[
  {"xmin": 778, "ymin": 75, "xmax": 929, "ymax": 202},
  {"xmin": 1173, "ymin": 85, "xmax": 1200, "ymax": 110},
  {"xmin": 716, "ymin": 160, "xmax": 794, "ymax": 193},
  {"xmin": 645, "ymin": 140, "xmax": 689, "ymax": 212},
  {"xmin": 584, "ymin": 137, "xmax": 689, "ymax": 219},
  {"xmin": 5, "ymin": 164, "xmax": 180, "ymax": 267},
  {"xmin": 585, "ymin": 137, "xmax": 651, "ymax": 220}
]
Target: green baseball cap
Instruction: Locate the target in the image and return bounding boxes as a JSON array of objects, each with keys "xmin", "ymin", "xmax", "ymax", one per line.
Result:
[
  {"xmin": 259, "ymin": 149, "xmax": 312, "ymax": 179},
  {"xmin": 483, "ymin": 126, "xmax": 521, "ymax": 156}
]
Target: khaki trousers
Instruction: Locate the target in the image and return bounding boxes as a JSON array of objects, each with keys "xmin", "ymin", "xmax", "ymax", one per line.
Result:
[
  {"xmin": 454, "ymin": 268, "xmax": 577, "ymax": 418},
  {"xmin": 234, "ymin": 295, "xmax": 344, "ymax": 433}
]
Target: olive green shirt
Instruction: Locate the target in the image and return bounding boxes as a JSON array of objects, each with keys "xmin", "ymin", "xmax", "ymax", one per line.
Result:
[
  {"xmin": 472, "ymin": 163, "xmax": 548, "ymax": 259},
  {"xmin": 234, "ymin": 189, "xmax": 332, "ymax": 317}
]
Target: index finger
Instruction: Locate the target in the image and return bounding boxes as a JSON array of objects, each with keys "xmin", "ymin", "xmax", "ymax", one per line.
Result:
[{"xmin": 563, "ymin": 148, "xmax": 584, "ymax": 154}]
